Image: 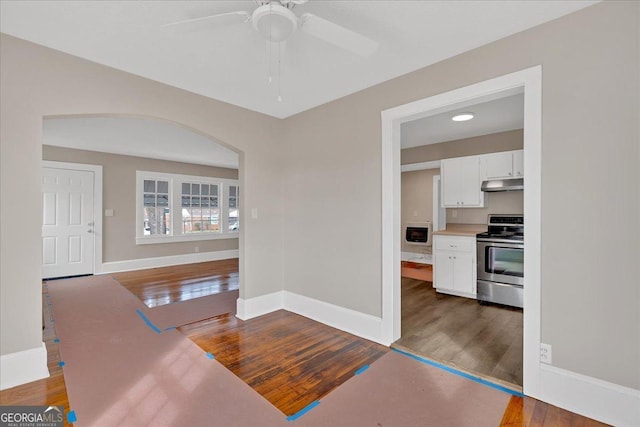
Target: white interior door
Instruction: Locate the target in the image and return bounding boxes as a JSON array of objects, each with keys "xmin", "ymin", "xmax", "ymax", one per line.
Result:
[{"xmin": 42, "ymin": 167, "xmax": 95, "ymax": 278}]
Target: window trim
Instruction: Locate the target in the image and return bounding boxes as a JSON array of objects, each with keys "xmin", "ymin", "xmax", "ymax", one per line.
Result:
[{"xmin": 135, "ymin": 171, "xmax": 239, "ymax": 245}]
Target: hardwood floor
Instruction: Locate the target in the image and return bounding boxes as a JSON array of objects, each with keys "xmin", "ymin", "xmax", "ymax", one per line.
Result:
[
  {"xmin": 500, "ymin": 396, "xmax": 610, "ymax": 426},
  {"xmin": 393, "ymin": 277, "xmax": 523, "ymax": 388},
  {"xmin": 113, "ymin": 258, "xmax": 238, "ymax": 307},
  {"xmin": 0, "ymin": 269, "xmax": 608, "ymax": 427},
  {"xmin": 0, "ymin": 283, "xmax": 72, "ymax": 426},
  {"xmin": 178, "ymin": 310, "xmax": 389, "ymax": 416}
]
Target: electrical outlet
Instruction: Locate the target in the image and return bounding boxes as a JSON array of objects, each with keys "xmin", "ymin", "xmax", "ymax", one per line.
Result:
[
  {"xmin": 540, "ymin": 343, "xmax": 552, "ymax": 364},
  {"xmin": 413, "ymin": 210, "xmax": 418, "ymax": 217},
  {"xmin": 194, "ymin": 246, "xmax": 199, "ymax": 253},
  {"xmin": 452, "ymin": 210, "xmax": 458, "ymax": 218}
]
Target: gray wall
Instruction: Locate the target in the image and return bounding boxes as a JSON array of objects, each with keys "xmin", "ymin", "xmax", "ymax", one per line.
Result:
[
  {"xmin": 282, "ymin": 2, "xmax": 639, "ymax": 389},
  {"xmin": 401, "ymin": 168, "xmax": 439, "ymax": 253},
  {"xmin": 43, "ymin": 146, "xmax": 239, "ymax": 262},
  {"xmin": 402, "ymin": 129, "xmax": 523, "ymax": 165},
  {"xmin": 1, "ymin": 0, "xmax": 638, "ymax": 393},
  {"xmin": 1, "ymin": 34, "xmax": 285, "ymax": 357},
  {"xmin": 446, "ymin": 191, "xmax": 523, "ymax": 225}
]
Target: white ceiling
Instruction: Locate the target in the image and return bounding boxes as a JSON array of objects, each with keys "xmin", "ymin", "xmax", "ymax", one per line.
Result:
[
  {"xmin": 401, "ymin": 93, "xmax": 524, "ymax": 149},
  {"xmin": 1, "ymin": 1, "xmax": 597, "ymax": 119},
  {"xmin": 43, "ymin": 117, "xmax": 239, "ymax": 169}
]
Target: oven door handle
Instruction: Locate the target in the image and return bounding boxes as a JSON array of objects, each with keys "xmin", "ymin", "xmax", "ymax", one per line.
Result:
[{"xmin": 477, "ymin": 241, "xmax": 524, "ymax": 249}]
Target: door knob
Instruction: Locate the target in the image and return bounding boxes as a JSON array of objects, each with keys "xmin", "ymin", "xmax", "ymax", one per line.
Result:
[{"xmin": 87, "ymin": 229, "xmax": 93, "ymax": 233}]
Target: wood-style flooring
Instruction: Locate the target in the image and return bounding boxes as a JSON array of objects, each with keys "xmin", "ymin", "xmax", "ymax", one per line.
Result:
[
  {"xmin": 113, "ymin": 258, "xmax": 238, "ymax": 307},
  {"xmin": 393, "ymin": 277, "xmax": 523, "ymax": 389},
  {"xmin": 0, "ymin": 284, "xmax": 72, "ymax": 425},
  {"xmin": 500, "ymin": 396, "xmax": 609, "ymax": 427},
  {"xmin": 178, "ymin": 310, "xmax": 388, "ymax": 416},
  {"xmin": 0, "ymin": 264, "xmax": 608, "ymax": 427}
]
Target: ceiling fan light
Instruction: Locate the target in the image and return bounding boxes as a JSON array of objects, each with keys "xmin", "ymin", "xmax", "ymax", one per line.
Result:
[{"xmin": 252, "ymin": 4, "xmax": 297, "ymax": 42}]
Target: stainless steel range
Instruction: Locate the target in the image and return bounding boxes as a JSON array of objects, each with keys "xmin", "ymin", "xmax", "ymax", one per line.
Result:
[{"xmin": 476, "ymin": 214, "xmax": 524, "ymax": 308}]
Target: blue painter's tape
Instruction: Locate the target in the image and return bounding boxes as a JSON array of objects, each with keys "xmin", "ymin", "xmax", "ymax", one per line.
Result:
[
  {"xmin": 354, "ymin": 364, "xmax": 369, "ymax": 375},
  {"xmin": 206, "ymin": 352, "xmax": 215, "ymax": 360},
  {"xmin": 67, "ymin": 410, "xmax": 77, "ymax": 423},
  {"xmin": 135, "ymin": 309, "xmax": 162, "ymax": 334},
  {"xmin": 54, "ymin": 338, "xmax": 60, "ymax": 343},
  {"xmin": 391, "ymin": 348, "xmax": 524, "ymax": 397},
  {"xmin": 58, "ymin": 361, "xmax": 65, "ymax": 368},
  {"xmin": 286, "ymin": 400, "xmax": 320, "ymax": 422},
  {"xmin": 163, "ymin": 326, "xmax": 177, "ymax": 331}
]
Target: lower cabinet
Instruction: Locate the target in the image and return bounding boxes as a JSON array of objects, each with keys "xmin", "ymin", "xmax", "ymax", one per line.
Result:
[{"xmin": 433, "ymin": 235, "xmax": 477, "ymax": 298}]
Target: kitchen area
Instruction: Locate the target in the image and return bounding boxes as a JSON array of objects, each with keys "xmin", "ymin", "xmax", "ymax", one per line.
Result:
[{"xmin": 395, "ymin": 93, "xmax": 525, "ymax": 390}]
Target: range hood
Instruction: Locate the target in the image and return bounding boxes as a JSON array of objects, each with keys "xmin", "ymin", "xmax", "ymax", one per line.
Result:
[{"xmin": 481, "ymin": 178, "xmax": 524, "ymax": 192}]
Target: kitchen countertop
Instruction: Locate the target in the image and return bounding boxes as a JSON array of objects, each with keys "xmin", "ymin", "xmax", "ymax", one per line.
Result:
[{"xmin": 433, "ymin": 223, "xmax": 487, "ymax": 237}]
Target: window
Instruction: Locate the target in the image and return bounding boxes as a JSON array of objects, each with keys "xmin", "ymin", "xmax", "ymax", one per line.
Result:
[
  {"xmin": 228, "ymin": 185, "xmax": 239, "ymax": 232},
  {"xmin": 136, "ymin": 171, "xmax": 239, "ymax": 244},
  {"xmin": 143, "ymin": 179, "xmax": 170, "ymax": 236},
  {"xmin": 181, "ymin": 182, "xmax": 220, "ymax": 234}
]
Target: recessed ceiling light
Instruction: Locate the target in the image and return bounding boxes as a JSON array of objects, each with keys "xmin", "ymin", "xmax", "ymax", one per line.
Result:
[{"xmin": 452, "ymin": 112, "xmax": 475, "ymax": 122}]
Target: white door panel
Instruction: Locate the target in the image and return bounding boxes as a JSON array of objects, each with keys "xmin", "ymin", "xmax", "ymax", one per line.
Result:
[{"xmin": 42, "ymin": 168, "xmax": 94, "ymax": 278}]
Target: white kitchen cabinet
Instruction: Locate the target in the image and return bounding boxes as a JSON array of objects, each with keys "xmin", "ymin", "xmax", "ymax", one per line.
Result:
[
  {"xmin": 513, "ymin": 150, "xmax": 524, "ymax": 177},
  {"xmin": 481, "ymin": 150, "xmax": 524, "ymax": 180},
  {"xmin": 441, "ymin": 156, "xmax": 485, "ymax": 208},
  {"xmin": 433, "ymin": 235, "xmax": 477, "ymax": 299}
]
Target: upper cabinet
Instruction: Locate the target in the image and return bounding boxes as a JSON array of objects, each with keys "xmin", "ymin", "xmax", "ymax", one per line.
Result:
[
  {"xmin": 481, "ymin": 150, "xmax": 524, "ymax": 180},
  {"xmin": 441, "ymin": 155, "xmax": 485, "ymax": 208}
]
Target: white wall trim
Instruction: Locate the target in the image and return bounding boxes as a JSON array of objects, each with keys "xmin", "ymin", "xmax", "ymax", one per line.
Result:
[
  {"xmin": 234, "ymin": 290, "xmax": 386, "ymax": 345},
  {"xmin": 236, "ymin": 290, "xmax": 284, "ymax": 320},
  {"xmin": 539, "ymin": 364, "xmax": 640, "ymax": 427},
  {"xmin": 381, "ymin": 67, "xmax": 543, "ymax": 393},
  {"xmin": 100, "ymin": 249, "xmax": 239, "ymax": 274},
  {"xmin": 400, "ymin": 160, "xmax": 441, "ymax": 172},
  {"xmin": 0, "ymin": 342, "xmax": 49, "ymax": 391},
  {"xmin": 42, "ymin": 160, "xmax": 103, "ymax": 275},
  {"xmin": 283, "ymin": 291, "xmax": 385, "ymax": 345},
  {"xmin": 379, "ymin": 65, "xmax": 638, "ymax": 427}
]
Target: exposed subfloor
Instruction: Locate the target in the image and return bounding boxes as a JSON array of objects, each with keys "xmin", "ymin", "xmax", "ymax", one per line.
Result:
[{"xmin": 393, "ymin": 277, "xmax": 523, "ymax": 388}]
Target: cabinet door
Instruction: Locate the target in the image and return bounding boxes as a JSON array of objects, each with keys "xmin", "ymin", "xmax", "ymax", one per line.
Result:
[
  {"xmin": 513, "ymin": 150, "xmax": 524, "ymax": 177},
  {"xmin": 434, "ymin": 252, "xmax": 454, "ymax": 291},
  {"xmin": 442, "ymin": 156, "xmax": 482, "ymax": 207},
  {"xmin": 484, "ymin": 152, "xmax": 514, "ymax": 179},
  {"xmin": 452, "ymin": 252, "xmax": 475, "ymax": 294}
]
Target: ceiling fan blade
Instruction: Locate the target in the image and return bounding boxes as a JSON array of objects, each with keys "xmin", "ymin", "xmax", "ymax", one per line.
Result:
[
  {"xmin": 162, "ymin": 11, "xmax": 250, "ymax": 27},
  {"xmin": 298, "ymin": 13, "xmax": 378, "ymax": 57}
]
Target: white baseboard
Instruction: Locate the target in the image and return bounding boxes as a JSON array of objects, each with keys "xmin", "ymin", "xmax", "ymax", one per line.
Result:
[
  {"xmin": 99, "ymin": 250, "xmax": 239, "ymax": 274},
  {"xmin": 537, "ymin": 364, "xmax": 640, "ymax": 427},
  {"xmin": 283, "ymin": 291, "xmax": 385, "ymax": 345},
  {"xmin": 236, "ymin": 291, "xmax": 284, "ymax": 320},
  {"xmin": 235, "ymin": 290, "xmax": 385, "ymax": 345},
  {"xmin": 0, "ymin": 342, "xmax": 49, "ymax": 390},
  {"xmin": 191, "ymin": 286, "xmax": 640, "ymax": 426}
]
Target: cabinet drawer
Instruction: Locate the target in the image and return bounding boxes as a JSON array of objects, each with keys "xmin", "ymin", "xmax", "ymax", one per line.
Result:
[{"xmin": 434, "ymin": 236, "xmax": 474, "ymax": 252}]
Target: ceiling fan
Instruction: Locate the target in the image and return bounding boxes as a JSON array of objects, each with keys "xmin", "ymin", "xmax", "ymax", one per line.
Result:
[{"xmin": 164, "ymin": 0, "xmax": 379, "ymax": 57}]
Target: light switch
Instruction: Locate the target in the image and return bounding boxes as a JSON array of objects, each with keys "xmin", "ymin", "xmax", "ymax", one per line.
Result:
[
  {"xmin": 105, "ymin": 209, "xmax": 114, "ymax": 217},
  {"xmin": 251, "ymin": 208, "xmax": 258, "ymax": 219}
]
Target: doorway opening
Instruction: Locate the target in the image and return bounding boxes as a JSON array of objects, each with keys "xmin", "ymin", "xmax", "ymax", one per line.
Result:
[
  {"xmin": 40, "ymin": 115, "xmax": 243, "ymax": 307},
  {"xmin": 394, "ymin": 93, "xmax": 525, "ymax": 389},
  {"xmin": 380, "ymin": 66, "xmax": 542, "ymax": 397}
]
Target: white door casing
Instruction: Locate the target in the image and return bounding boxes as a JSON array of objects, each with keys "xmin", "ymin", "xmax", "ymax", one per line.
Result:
[
  {"xmin": 381, "ymin": 67, "xmax": 541, "ymax": 398},
  {"xmin": 42, "ymin": 167, "xmax": 95, "ymax": 278}
]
